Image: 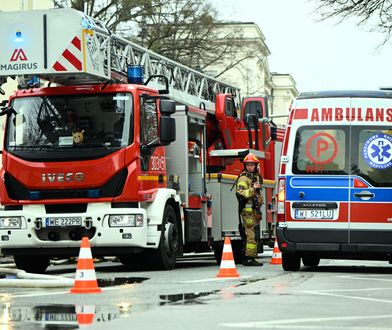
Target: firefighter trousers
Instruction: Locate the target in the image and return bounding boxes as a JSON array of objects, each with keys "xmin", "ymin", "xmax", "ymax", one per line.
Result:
[{"xmin": 240, "ymin": 209, "xmax": 260, "ymax": 258}]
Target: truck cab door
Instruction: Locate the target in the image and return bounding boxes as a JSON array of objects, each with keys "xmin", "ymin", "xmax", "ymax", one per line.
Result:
[{"xmin": 349, "ymin": 98, "xmax": 392, "ymax": 245}]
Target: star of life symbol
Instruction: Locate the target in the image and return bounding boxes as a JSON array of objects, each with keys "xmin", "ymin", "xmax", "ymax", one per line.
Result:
[{"xmin": 362, "ymin": 133, "xmax": 392, "ymax": 169}]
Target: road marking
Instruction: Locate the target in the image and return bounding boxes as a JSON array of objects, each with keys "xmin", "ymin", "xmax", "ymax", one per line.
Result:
[
  {"xmin": 301, "ymin": 287, "xmax": 392, "ymax": 293},
  {"xmin": 337, "ymin": 275, "xmax": 392, "ymax": 282},
  {"xmin": 301, "ymin": 290, "xmax": 392, "ymax": 304},
  {"xmin": 2, "ymin": 284, "xmax": 137, "ymax": 299},
  {"xmin": 220, "ymin": 314, "xmax": 392, "ymax": 328}
]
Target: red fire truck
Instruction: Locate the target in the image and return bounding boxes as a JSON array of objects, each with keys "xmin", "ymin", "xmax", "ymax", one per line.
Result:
[{"xmin": 0, "ymin": 8, "xmax": 282, "ymax": 272}]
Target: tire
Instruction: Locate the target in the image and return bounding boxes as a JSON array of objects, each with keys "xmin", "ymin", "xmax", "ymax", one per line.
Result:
[
  {"xmin": 231, "ymin": 240, "xmax": 245, "ymax": 264},
  {"xmin": 302, "ymin": 255, "xmax": 320, "ymax": 267},
  {"xmin": 118, "ymin": 252, "xmax": 147, "ymax": 267},
  {"xmin": 282, "ymin": 252, "xmax": 301, "ymax": 271},
  {"xmin": 14, "ymin": 255, "xmax": 50, "ymax": 274},
  {"xmin": 213, "ymin": 242, "xmax": 223, "ymax": 265},
  {"xmin": 148, "ymin": 205, "xmax": 180, "ymax": 270}
]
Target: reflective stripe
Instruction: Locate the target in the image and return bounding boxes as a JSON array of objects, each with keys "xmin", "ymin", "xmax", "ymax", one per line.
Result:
[
  {"xmin": 78, "ymin": 247, "xmax": 92, "ymax": 259},
  {"xmin": 75, "ymin": 269, "xmax": 97, "ymax": 281},
  {"xmin": 244, "ymin": 207, "xmax": 253, "ymax": 212},
  {"xmin": 222, "ymin": 243, "xmax": 233, "ymax": 253},
  {"xmin": 220, "ymin": 259, "xmax": 236, "ymax": 269},
  {"xmin": 75, "ymin": 305, "xmax": 96, "ymax": 314},
  {"xmin": 246, "ymin": 243, "xmax": 257, "ymax": 249}
]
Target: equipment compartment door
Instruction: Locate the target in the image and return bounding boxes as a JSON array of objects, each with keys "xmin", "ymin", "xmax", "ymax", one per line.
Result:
[{"xmin": 349, "ymin": 98, "xmax": 392, "ymax": 244}]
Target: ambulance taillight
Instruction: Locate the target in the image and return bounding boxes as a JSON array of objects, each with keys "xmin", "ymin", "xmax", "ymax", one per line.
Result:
[{"xmin": 277, "ymin": 178, "xmax": 286, "ymax": 222}]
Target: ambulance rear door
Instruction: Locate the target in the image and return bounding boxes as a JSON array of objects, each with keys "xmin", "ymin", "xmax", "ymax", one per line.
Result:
[
  {"xmin": 286, "ymin": 97, "xmax": 352, "ymax": 246},
  {"xmin": 349, "ymin": 97, "xmax": 392, "ymax": 246}
]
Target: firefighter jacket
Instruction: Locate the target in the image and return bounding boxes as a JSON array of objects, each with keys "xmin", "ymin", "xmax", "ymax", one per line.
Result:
[{"xmin": 235, "ymin": 171, "xmax": 263, "ymax": 210}]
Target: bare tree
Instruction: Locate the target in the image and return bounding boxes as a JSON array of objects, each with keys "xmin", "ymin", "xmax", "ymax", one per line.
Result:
[
  {"xmin": 53, "ymin": 0, "xmax": 263, "ymax": 77},
  {"xmin": 314, "ymin": 0, "xmax": 392, "ymax": 44}
]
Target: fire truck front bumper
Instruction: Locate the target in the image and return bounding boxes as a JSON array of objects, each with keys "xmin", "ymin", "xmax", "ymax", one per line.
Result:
[{"xmin": 0, "ymin": 203, "xmax": 157, "ymax": 256}]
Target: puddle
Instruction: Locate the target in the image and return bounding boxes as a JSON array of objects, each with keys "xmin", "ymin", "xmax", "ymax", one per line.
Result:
[
  {"xmin": 0, "ymin": 303, "xmax": 129, "ymax": 329},
  {"xmin": 160, "ymin": 291, "xmax": 220, "ymax": 305},
  {"xmin": 97, "ymin": 277, "xmax": 148, "ymax": 287}
]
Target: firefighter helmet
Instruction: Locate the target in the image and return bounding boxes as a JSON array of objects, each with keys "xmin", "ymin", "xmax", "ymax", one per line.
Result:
[{"xmin": 243, "ymin": 153, "xmax": 259, "ymax": 163}]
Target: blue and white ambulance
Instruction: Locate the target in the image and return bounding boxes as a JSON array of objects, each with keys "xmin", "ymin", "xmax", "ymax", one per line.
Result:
[{"xmin": 276, "ymin": 91, "xmax": 392, "ymax": 270}]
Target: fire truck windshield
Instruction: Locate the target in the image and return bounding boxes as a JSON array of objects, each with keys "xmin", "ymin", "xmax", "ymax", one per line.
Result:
[{"xmin": 6, "ymin": 93, "xmax": 133, "ymax": 156}]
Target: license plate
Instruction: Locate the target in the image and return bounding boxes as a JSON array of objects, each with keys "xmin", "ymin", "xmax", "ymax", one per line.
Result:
[
  {"xmin": 45, "ymin": 217, "xmax": 82, "ymax": 227},
  {"xmin": 44, "ymin": 312, "xmax": 77, "ymax": 322},
  {"xmin": 294, "ymin": 209, "xmax": 333, "ymax": 220}
]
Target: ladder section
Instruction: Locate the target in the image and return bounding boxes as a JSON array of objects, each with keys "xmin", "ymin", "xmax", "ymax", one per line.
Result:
[{"xmin": 0, "ymin": 8, "xmax": 240, "ymax": 111}]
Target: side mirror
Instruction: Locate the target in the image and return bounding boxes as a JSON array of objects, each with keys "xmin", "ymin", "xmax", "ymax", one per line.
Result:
[
  {"xmin": 159, "ymin": 116, "xmax": 176, "ymax": 145},
  {"xmin": 0, "ymin": 107, "xmax": 16, "ymax": 117},
  {"xmin": 160, "ymin": 99, "xmax": 175, "ymax": 115}
]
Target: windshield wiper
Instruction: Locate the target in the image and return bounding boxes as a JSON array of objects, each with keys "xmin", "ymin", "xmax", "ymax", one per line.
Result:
[
  {"xmin": 9, "ymin": 145, "xmax": 53, "ymax": 151},
  {"xmin": 73, "ymin": 143, "xmax": 112, "ymax": 150}
]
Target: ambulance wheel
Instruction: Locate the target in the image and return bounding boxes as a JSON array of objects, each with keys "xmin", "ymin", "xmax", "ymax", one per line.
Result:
[
  {"xmin": 14, "ymin": 255, "xmax": 50, "ymax": 274},
  {"xmin": 302, "ymin": 255, "xmax": 320, "ymax": 267},
  {"xmin": 149, "ymin": 205, "xmax": 179, "ymax": 270},
  {"xmin": 282, "ymin": 252, "xmax": 301, "ymax": 271}
]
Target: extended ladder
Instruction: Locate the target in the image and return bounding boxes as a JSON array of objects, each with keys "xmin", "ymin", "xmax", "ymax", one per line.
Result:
[{"xmin": 0, "ymin": 8, "xmax": 240, "ymax": 112}]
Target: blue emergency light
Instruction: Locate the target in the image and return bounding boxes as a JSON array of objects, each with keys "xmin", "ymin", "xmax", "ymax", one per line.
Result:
[
  {"xmin": 87, "ymin": 189, "xmax": 101, "ymax": 198},
  {"xmin": 29, "ymin": 191, "xmax": 40, "ymax": 200},
  {"xmin": 14, "ymin": 31, "xmax": 24, "ymax": 42},
  {"xmin": 127, "ymin": 65, "xmax": 144, "ymax": 84}
]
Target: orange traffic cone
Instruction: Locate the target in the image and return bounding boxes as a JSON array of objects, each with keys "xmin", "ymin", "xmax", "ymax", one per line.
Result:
[
  {"xmin": 270, "ymin": 238, "xmax": 282, "ymax": 265},
  {"xmin": 216, "ymin": 237, "xmax": 240, "ymax": 278},
  {"xmin": 70, "ymin": 237, "xmax": 102, "ymax": 294},
  {"xmin": 75, "ymin": 305, "xmax": 96, "ymax": 327}
]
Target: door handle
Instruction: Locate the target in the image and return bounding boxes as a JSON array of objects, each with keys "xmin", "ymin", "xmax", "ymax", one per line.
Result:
[{"xmin": 353, "ymin": 192, "xmax": 375, "ymax": 198}]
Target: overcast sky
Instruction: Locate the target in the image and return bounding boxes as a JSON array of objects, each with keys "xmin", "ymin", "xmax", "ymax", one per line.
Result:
[{"xmin": 215, "ymin": 0, "xmax": 392, "ymax": 93}]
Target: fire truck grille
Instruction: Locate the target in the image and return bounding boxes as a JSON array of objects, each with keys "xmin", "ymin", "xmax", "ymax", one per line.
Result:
[{"xmin": 4, "ymin": 169, "xmax": 127, "ymax": 201}]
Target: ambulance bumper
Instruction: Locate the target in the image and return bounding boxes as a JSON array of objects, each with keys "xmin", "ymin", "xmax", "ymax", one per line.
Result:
[{"xmin": 277, "ymin": 227, "xmax": 392, "ymax": 257}]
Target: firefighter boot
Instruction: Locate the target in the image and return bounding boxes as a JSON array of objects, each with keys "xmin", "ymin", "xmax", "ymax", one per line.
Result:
[{"xmin": 242, "ymin": 257, "xmax": 263, "ymax": 266}]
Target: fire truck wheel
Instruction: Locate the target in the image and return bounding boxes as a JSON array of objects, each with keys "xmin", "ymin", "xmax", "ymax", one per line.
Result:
[
  {"xmin": 282, "ymin": 252, "xmax": 301, "ymax": 271},
  {"xmin": 118, "ymin": 252, "xmax": 147, "ymax": 267},
  {"xmin": 302, "ymin": 254, "xmax": 320, "ymax": 267},
  {"xmin": 149, "ymin": 204, "xmax": 179, "ymax": 270},
  {"xmin": 14, "ymin": 255, "xmax": 50, "ymax": 274}
]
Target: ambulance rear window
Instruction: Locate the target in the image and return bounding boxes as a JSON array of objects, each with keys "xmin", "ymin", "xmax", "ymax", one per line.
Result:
[
  {"xmin": 292, "ymin": 126, "xmax": 348, "ymax": 174},
  {"xmin": 352, "ymin": 126, "xmax": 392, "ymax": 187}
]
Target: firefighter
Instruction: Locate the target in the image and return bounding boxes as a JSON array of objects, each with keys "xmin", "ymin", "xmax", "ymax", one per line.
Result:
[{"xmin": 235, "ymin": 153, "xmax": 263, "ymax": 266}]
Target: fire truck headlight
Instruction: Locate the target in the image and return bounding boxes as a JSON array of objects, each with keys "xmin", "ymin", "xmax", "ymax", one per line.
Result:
[
  {"xmin": 0, "ymin": 217, "xmax": 22, "ymax": 229},
  {"xmin": 135, "ymin": 214, "xmax": 144, "ymax": 227},
  {"xmin": 108, "ymin": 215, "xmax": 135, "ymax": 227}
]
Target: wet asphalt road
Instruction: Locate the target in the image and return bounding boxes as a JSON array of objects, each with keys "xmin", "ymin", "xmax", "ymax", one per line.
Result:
[{"xmin": 2, "ymin": 250, "xmax": 392, "ymax": 329}]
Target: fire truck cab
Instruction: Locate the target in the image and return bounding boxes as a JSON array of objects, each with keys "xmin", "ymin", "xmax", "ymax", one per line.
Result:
[{"xmin": 277, "ymin": 91, "xmax": 392, "ymax": 270}]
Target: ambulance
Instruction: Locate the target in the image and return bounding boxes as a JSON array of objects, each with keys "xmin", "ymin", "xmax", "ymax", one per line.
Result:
[{"xmin": 276, "ymin": 90, "xmax": 392, "ymax": 271}]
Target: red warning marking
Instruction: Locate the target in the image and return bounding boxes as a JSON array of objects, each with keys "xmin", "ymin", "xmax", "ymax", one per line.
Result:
[
  {"xmin": 71, "ymin": 36, "xmax": 81, "ymax": 51},
  {"xmin": 293, "ymin": 108, "xmax": 308, "ymax": 120},
  {"xmin": 305, "ymin": 132, "xmax": 338, "ymax": 165}
]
